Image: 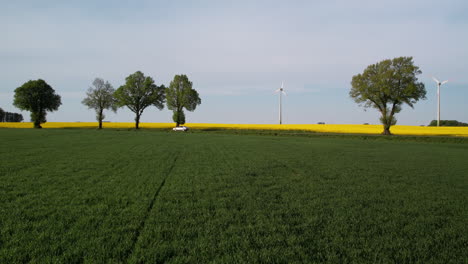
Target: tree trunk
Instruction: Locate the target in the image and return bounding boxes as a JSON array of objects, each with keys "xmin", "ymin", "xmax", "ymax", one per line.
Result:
[
  {"xmin": 380, "ymin": 108, "xmax": 393, "ymax": 135},
  {"xmin": 34, "ymin": 121, "xmax": 42, "ymax": 129},
  {"xmin": 135, "ymin": 114, "xmax": 140, "ymax": 129},
  {"xmin": 382, "ymin": 123, "xmax": 392, "ymax": 135},
  {"xmin": 98, "ymin": 110, "xmax": 103, "ymax": 129},
  {"xmin": 33, "ymin": 111, "xmax": 42, "ymax": 129}
]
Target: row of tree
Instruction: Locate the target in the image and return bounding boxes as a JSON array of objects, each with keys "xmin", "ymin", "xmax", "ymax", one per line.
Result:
[
  {"xmin": 13, "ymin": 71, "xmax": 201, "ymax": 129},
  {"xmin": 0, "ymin": 108, "xmax": 23, "ymax": 122},
  {"xmin": 9, "ymin": 57, "xmax": 453, "ymax": 134}
]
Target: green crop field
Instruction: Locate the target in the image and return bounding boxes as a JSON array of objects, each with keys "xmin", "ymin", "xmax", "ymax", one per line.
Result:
[{"xmin": 0, "ymin": 129, "xmax": 467, "ymax": 263}]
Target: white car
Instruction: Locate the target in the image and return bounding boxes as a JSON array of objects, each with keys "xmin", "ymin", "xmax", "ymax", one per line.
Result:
[{"xmin": 173, "ymin": 126, "xmax": 189, "ymax": 131}]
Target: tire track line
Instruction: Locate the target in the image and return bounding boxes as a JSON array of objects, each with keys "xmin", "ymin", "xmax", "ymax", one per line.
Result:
[{"xmin": 123, "ymin": 152, "xmax": 180, "ymax": 262}]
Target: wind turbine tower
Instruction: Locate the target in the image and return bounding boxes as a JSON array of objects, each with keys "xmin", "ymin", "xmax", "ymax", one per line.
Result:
[
  {"xmin": 432, "ymin": 77, "xmax": 449, "ymax": 127},
  {"xmin": 275, "ymin": 82, "xmax": 287, "ymax": 124}
]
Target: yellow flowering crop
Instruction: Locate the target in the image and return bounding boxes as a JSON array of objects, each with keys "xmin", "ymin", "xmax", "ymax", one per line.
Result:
[{"xmin": 1, "ymin": 122, "xmax": 467, "ymax": 137}]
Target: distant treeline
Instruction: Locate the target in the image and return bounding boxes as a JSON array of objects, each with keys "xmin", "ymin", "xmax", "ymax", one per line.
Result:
[
  {"xmin": 0, "ymin": 107, "xmax": 23, "ymax": 122},
  {"xmin": 428, "ymin": 120, "xmax": 468, "ymax": 126}
]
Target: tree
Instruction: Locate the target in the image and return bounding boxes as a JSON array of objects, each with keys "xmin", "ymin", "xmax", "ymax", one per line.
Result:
[
  {"xmin": 0, "ymin": 107, "xmax": 4, "ymax": 122},
  {"xmin": 114, "ymin": 71, "xmax": 165, "ymax": 129},
  {"xmin": 350, "ymin": 57, "xmax": 426, "ymax": 135},
  {"xmin": 166, "ymin": 74, "xmax": 201, "ymax": 126},
  {"xmin": 82, "ymin": 78, "xmax": 118, "ymax": 129},
  {"xmin": 13, "ymin": 79, "xmax": 61, "ymax": 128}
]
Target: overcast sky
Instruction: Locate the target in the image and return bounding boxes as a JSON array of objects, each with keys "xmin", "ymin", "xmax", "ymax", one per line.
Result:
[{"xmin": 1, "ymin": 0, "xmax": 467, "ymax": 125}]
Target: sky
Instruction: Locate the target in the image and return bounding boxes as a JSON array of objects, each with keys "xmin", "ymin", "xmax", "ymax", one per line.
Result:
[{"xmin": 1, "ymin": 0, "xmax": 467, "ymax": 125}]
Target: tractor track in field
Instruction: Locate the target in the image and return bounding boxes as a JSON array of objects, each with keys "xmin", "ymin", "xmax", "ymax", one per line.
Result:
[{"xmin": 123, "ymin": 152, "xmax": 180, "ymax": 262}]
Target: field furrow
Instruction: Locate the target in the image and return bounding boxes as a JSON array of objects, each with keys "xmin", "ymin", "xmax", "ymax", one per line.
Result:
[
  {"xmin": 0, "ymin": 130, "xmax": 178, "ymax": 263},
  {"xmin": 124, "ymin": 153, "xmax": 180, "ymax": 262}
]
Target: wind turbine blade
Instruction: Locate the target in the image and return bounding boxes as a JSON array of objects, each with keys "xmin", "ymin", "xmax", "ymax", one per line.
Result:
[
  {"xmin": 282, "ymin": 91, "xmax": 287, "ymax": 96},
  {"xmin": 281, "ymin": 81, "xmax": 284, "ymax": 89},
  {"xmin": 432, "ymin": 76, "xmax": 440, "ymax": 83},
  {"xmin": 274, "ymin": 88, "xmax": 281, "ymax": 93},
  {"xmin": 441, "ymin": 80, "xmax": 449, "ymax": 85}
]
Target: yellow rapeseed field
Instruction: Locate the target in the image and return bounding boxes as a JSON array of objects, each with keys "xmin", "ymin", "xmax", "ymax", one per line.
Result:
[{"xmin": 1, "ymin": 122, "xmax": 468, "ymax": 137}]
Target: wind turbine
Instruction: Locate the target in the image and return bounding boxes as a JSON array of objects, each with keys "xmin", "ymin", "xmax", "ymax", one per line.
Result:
[
  {"xmin": 432, "ymin": 77, "xmax": 449, "ymax": 127},
  {"xmin": 275, "ymin": 81, "xmax": 287, "ymax": 124}
]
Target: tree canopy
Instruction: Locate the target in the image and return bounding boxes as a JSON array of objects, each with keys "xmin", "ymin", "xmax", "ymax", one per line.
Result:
[
  {"xmin": 166, "ymin": 74, "xmax": 201, "ymax": 126},
  {"xmin": 350, "ymin": 57, "xmax": 426, "ymax": 135},
  {"xmin": 82, "ymin": 78, "xmax": 118, "ymax": 129},
  {"xmin": 114, "ymin": 71, "xmax": 165, "ymax": 129},
  {"xmin": 13, "ymin": 79, "xmax": 61, "ymax": 128}
]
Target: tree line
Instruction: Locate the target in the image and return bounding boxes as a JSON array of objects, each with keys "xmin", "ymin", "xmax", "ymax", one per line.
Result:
[
  {"xmin": 12, "ymin": 71, "xmax": 201, "ymax": 129},
  {"xmin": 428, "ymin": 120, "xmax": 468, "ymax": 127},
  {"xmin": 9, "ymin": 57, "xmax": 460, "ymax": 134},
  {"xmin": 0, "ymin": 108, "xmax": 23, "ymax": 122}
]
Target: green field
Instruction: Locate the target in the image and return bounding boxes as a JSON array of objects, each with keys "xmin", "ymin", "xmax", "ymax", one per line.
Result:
[{"xmin": 0, "ymin": 129, "xmax": 467, "ymax": 263}]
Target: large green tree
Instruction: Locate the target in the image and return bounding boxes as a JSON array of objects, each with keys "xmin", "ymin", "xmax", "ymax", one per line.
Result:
[
  {"xmin": 166, "ymin": 74, "xmax": 201, "ymax": 126},
  {"xmin": 82, "ymin": 78, "xmax": 118, "ymax": 129},
  {"xmin": 114, "ymin": 71, "xmax": 165, "ymax": 129},
  {"xmin": 350, "ymin": 57, "xmax": 426, "ymax": 135},
  {"xmin": 13, "ymin": 79, "xmax": 62, "ymax": 128}
]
